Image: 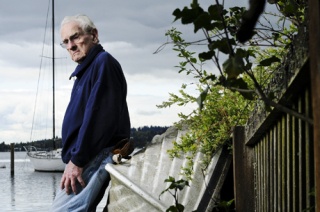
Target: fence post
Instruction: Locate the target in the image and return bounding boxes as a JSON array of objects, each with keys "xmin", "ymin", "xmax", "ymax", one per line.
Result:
[
  {"xmin": 233, "ymin": 126, "xmax": 255, "ymax": 211},
  {"xmin": 308, "ymin": 0, "xmax": 320, "ymax": 210}
]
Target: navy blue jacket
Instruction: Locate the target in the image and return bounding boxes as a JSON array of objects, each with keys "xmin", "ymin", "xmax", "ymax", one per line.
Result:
[{"xmin": 61, "ymin": 44, "xmax": 131, "ymax": 167}]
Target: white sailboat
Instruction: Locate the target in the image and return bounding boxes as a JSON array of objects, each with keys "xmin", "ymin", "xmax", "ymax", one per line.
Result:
[
  {"xmin": 25, "ymin": 0, "xmax": 65, "ymax": 172},
  {"xmin": 25, "ymin": 146, "xmax": 65, "ymax": 172}
]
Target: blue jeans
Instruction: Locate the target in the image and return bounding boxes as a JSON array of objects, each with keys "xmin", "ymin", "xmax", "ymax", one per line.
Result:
[{"xmin": 50, "ymin": 147, "xmax": 113, "ymax": 212}]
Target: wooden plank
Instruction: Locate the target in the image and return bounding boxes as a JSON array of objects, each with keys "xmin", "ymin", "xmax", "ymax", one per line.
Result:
[
  {"xmin": 269, "ymin": 130, "xmax": 274, "ymax": 211},
  {"xmin": 281, "ymin": 116, "xmax": 287, "ymax": 211},
  {"xmin": 273, "ymin": 125, "xmax": 278, "ymax": 211},
  {"xmin": 287, "ymin": 113, "xmax": 293, "ymax": 212},
  {"xmin": 233, "ymin": 126, "xmax": 255, "ymax": 211},
  {"xmin": 277, "ymin": 121, "xmax": 281, "ymax": 211},
  {"xmin": 255, "ymin": 145, "xmax": 260, "ymax": 211},
  {"xmin": 293, "ymin": 113, "xmax": 299, "ymax": 212},
  {"xmin": 262, "ymin": 136, "xmax": 266, "ymax": 211},
  {"xmin": 308, "ymin": 0, "xmax": 320, "ymax": 210},
  {"xmin": 256, "ymin": 141, "xmax": 260, "ymax": 210},
  {"xmin": 266, "ymin": 133, "xmax": 271, "ymax": 212},
  {"xmin": 298, "ymin": 97, "xmax": 306, "ymax": 211},
  {"xmin": 305, "ymin": 89, "xmax": 311, "ymax": 210}
]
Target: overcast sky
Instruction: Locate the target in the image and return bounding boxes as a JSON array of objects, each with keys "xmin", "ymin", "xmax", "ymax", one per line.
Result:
[
  {"xmin": 2, "ymin": 0, "xmax": 275, "ymax": 144},
  {"xmin": 0, "ymin": 0, "xmax": 221, "ymax": 143}
]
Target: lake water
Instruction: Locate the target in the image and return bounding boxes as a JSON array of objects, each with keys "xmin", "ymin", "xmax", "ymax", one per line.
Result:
[{"xmin": 0, "ymin": 152, "xmax": 107, "ymax": 212}]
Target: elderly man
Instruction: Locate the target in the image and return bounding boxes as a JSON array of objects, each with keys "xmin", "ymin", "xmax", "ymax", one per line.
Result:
[{"xmin": 50, "ymin": 14, "xmax": 131, "ymax": 211}]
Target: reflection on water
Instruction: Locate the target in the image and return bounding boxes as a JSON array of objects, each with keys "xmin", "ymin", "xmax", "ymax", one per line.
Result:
[
  {"xmin": 0, "ymin": 152, "xmax": 62, "ymax": 211},
  {"xmin": 52, "ymin": 174, "xmax": 57, "ymax": 200},
  {"xmin": 0, "ymin": 152, "xmax": 107, "ymax": 212},
  {"xmin": 11, "ymin": 175, "xmax": 15, "ymax": 208}
]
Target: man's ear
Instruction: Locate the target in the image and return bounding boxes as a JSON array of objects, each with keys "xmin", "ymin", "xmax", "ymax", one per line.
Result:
[{"xmin": 91, "ymin": 28, "xmax": 99, "ymax": 42}]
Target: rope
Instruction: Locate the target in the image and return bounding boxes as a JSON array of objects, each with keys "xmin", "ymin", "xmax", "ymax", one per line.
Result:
[{"xmin": 29, "ymin": 0, "xmax": 51, "ymax": 142}]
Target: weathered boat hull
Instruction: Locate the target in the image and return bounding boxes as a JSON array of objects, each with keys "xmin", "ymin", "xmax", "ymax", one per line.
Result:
[{"xmin": 105, "ymin": 126, "xmax": 231, "ymax": 211}]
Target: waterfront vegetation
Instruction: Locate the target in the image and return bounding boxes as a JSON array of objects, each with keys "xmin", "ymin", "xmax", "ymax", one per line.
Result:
[{"xmin": 155, "ymin": 0, "xmax": 307, "ymax": 210}]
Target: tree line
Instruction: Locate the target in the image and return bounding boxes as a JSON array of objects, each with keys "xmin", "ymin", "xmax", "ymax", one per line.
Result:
[{"xmin": 0, "ymin": 126, "xmax": 169, "ymax": 152}]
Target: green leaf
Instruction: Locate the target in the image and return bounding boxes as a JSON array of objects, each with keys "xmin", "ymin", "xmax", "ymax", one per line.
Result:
[
  {"xmin": 272, "ymin": 32, "xmax": 280, "ymax": 41},
  {"xmin": 208, "ymin": 4, "xmax": 224, "ymax": 21},
  {"xmin": 235, "ymin": 48, "xmax": 255, "ymax": 61},
  {"xmin": 173, "ymin": 9, "xmax": 182, "ymax": 22},
  {"xmin": 175, "ymin": 179, "xmax": 189, "ymax": 190},
  {"xmin": 166, "ymin": 206, "xmax": 179, "ymax": 212},
  {"xmin": 235, "ymin": 48, "xmax": 248, "ymax": 58},
  {"xmin": 199, "ymin": 50, "xmax": 215, "ymax": 61},
  {"xmin": 212, "ymin": 22, "xmax": 224, "ymax": 30},
  {"xmin": 282, "ymin": 3, "xmax": 296, "ymax": 16},
  {"xmin": 180, "ymin": 7, "xmax": 204, "ymax": 25},
  {"xmin": 245, "ymin": 62, "xmax": 252, "ymax": 71},
  {"xmin": 209, "ymin": 38, "xmax": 235, "ymax": 54},
  {"xmin": 194, "ymin": 12, "xmax": 213, "ymax": 32},
  {"xmin": 177, "ymin": 204, "xmax": 185, "ymax": 211},
  {"xmin": 190, "ymin": 0, "xmax": 200, "ymax": 9},
  {"xmin": 259, "ymin": 56, "xmax": 281, "ymax": 66},
  {"xmin": 203, "ymin": 74, "xmax": 217, "ymax": 82},
  {"xmin": 223, "ymin": 56, "xmax": 245, "ymax": 79},
  {"xmin": 164, "ymin": 176, "xmax": 175, "ymax": 183},
  {"xmin": 228, "ymin": 78, "xmax": 255, "ymax": 100},
  {"xmin": 268, "ymin": 91, "xmax": 276, "ymax": 100},
  {"xmin": 190, "ymin": 57, "xmax": 197, "ymax": 63},
  {"xmin": 196, "ymin": 86, "xmax": 209, "ymax": 110}
]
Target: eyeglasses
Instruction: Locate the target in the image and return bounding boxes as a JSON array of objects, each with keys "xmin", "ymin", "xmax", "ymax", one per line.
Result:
[{"xmin": 60, "ymin": 32, "xmax": 83, "ymax": 48}]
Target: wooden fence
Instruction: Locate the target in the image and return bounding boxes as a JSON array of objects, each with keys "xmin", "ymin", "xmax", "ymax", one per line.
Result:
[
  {"xmin": 233, "ymin": 2, "xmax": 320, "ymax": 210},
  {"xmin": 233, "ymin": 68, "xmax": 315, "ymax": 211}
]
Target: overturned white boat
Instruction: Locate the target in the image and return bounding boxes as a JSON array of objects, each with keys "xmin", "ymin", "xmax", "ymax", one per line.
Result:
[{"xmin": 105, "ymin": 126, "xmax": 232, "ymax": 211}]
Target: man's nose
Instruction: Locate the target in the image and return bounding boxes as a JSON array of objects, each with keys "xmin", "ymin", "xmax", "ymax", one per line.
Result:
[{"xmin": 67, "ymin": 42, "xmax": 77, "ymax": 50}]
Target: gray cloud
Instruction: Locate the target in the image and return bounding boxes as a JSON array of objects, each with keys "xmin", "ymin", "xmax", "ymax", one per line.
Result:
[{"xmin": 0, "ymin": 0, "xmax": 216, "ymax": 143}]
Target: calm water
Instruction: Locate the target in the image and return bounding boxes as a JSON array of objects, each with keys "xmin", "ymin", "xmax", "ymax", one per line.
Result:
[{"xmin": 0, "ymin": 152, "xmax": 107, "ymax": 212}]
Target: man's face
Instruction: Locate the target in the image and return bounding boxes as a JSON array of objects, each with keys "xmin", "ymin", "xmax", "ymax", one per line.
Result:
[{"xmin": 60, "ymin": 21, "xmax": 96, "ymax": 63}]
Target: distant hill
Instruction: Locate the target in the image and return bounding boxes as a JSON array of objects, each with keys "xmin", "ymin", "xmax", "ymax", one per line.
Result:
[
  {"xmin": 0, "ymin": 126, "xmax": 169, "ymax": 152},
  {"xmin": 131, "ymin": 126, "xmax": 169, "ymax": 148}
]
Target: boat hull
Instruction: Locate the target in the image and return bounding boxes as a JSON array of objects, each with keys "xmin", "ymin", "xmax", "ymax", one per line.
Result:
[
  {"xmin": 28, "ymin": 155, "xmax": 65, "ymax": 172},
  {"xmin": 25, "ymin": 147, "xmax": 65, "ymax": 172}
]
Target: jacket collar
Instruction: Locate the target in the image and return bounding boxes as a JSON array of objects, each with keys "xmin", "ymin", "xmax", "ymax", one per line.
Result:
[{"xmin": 69, "ymin": 44, "xmax": 104, "ymax": 79}]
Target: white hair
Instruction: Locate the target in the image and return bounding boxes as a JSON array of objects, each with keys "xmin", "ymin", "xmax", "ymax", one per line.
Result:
[{"xmin": 60, "ymin": 14, "xmax": 97, "ymax": 34}]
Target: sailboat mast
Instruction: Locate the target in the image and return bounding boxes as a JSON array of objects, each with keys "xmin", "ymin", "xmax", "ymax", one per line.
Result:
[{"xmin": 52, "ymin": 0, "xmax": 56, "ymax": 148}]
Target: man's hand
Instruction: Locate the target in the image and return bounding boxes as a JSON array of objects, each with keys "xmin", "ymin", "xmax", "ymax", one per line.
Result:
[{"xmin": 60, "ymin": 160, "xmax": 86, "ymax": 195}]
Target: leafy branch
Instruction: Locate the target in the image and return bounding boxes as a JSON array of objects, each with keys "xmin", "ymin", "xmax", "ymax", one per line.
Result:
[
  {"xmin": 155, "ymin": 0, "xmax": 310, "ymax": 178},
  {"xmin": 161, "ymin": 0, "xmax": 311, "ymax": 124},
  {"xmin": 159, "ymin": 176, "xmax": 191, "ymax": 212}
]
